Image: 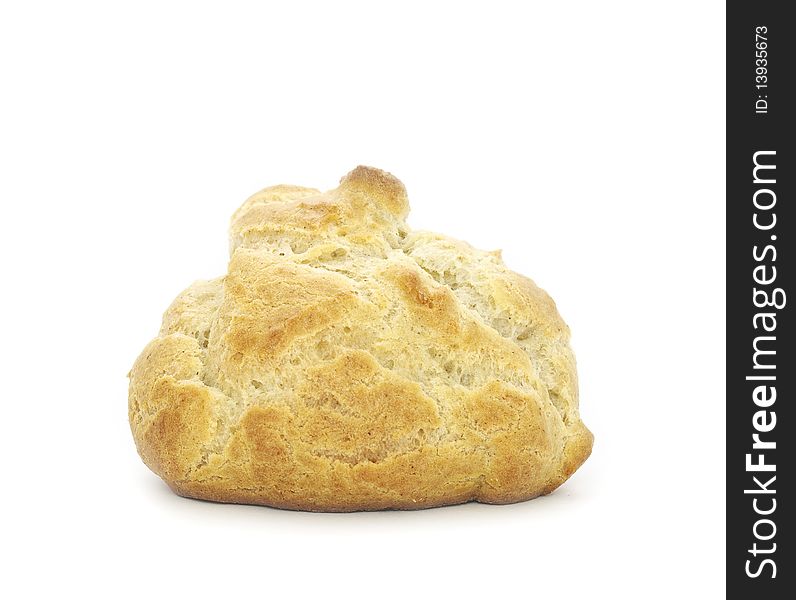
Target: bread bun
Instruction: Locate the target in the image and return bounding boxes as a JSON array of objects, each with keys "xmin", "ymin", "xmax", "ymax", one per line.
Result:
[{"xmin": 129, "ymin": 166, "xmax": 593, "ymax": 511}]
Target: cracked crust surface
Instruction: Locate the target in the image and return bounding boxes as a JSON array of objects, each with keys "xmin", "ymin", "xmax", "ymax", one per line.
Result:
[{"xmin": 129, "ymin": 166, "xmax": 593, "ymax": 511}]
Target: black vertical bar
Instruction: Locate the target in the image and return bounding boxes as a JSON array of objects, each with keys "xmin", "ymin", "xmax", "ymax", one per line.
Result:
[{"xmin": 727, "ymin": 2, "xmax": 792, "ymax": 596}]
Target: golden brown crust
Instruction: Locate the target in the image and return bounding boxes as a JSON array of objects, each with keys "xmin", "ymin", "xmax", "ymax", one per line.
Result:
[{"xmin": 129, "ymin": 166, "xmax": 593, "ymax": 511}]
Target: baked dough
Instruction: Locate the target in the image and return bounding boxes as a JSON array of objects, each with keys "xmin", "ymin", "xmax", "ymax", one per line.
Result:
[{"xmin": 129, "ymin": 166, "xmax": 593, "ymax": 511}]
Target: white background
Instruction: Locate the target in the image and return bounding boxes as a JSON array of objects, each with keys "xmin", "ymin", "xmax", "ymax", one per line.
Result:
[{"xmin": 1, "ymin": 1, "xmax": 725, "ymax": 598}]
